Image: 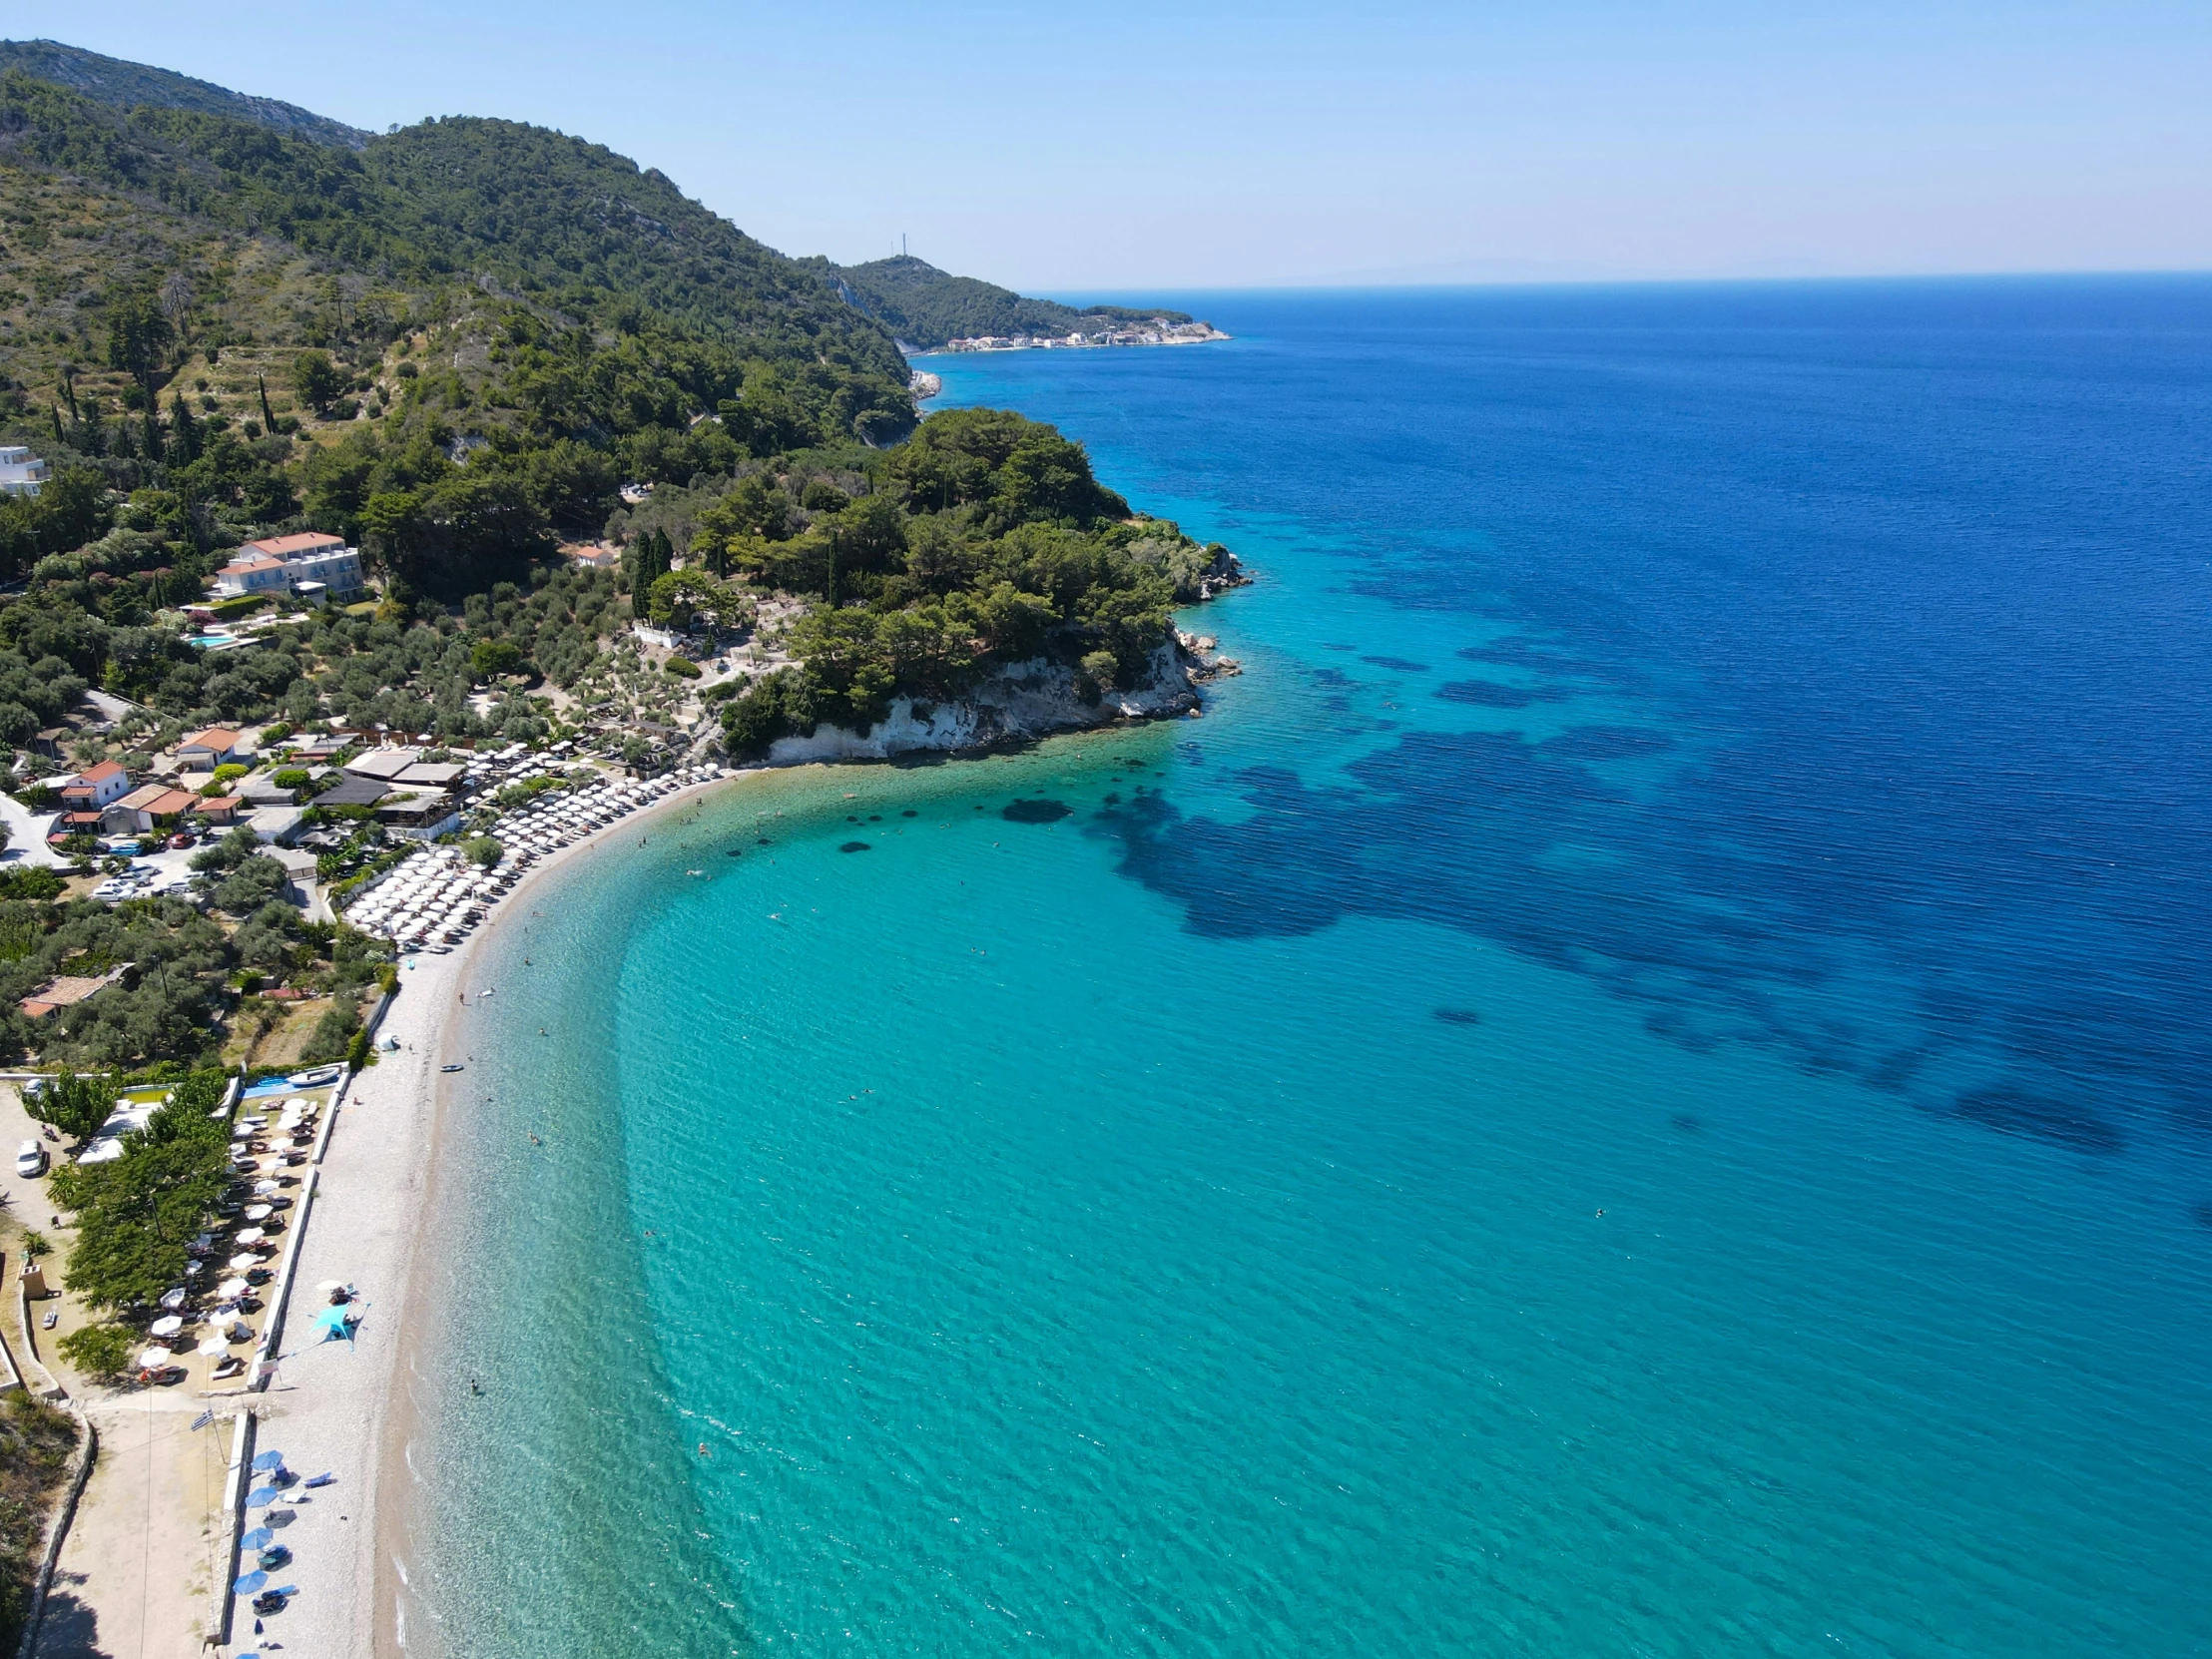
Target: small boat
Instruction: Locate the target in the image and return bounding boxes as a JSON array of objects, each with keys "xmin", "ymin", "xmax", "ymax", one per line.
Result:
[{"xmin": 441, "ymin": 1063, "xmax": 464, "ymax": 1073}]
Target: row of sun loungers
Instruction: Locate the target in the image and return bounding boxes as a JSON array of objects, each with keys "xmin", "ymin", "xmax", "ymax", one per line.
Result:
[{"xmin": 338, "ymin": 766, "xmax": 725, "ymax": 949}]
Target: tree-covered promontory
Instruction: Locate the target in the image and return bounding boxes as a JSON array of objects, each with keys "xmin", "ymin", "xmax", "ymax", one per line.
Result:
[
  {"xmin": 817, "ymin": 254, "xmax": 1199, "ymax": 351},
  {"xmin": 706, "ymin": 405, "xmax": 1234, "ymax": 753}
]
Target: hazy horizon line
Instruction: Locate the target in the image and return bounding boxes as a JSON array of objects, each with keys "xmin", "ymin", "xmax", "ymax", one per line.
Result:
[{"xmin": 1019, "ymin": 267, "xmax": 2212, "ymax": 302}]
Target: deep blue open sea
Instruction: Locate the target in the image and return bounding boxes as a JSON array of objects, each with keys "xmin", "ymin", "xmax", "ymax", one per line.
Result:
[{"xmin": 406, "ymin": 279, "xmax": 2212, "ymax": 1657}]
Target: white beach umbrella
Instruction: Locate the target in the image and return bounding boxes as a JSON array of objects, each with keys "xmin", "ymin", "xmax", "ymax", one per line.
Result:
[
  {"xmin": 149, "ymin": 1315, "xmax": 185, "ymax": 1337},
  {"xmin": 246, "ymin": 1204, "xmax": 273, "ymax": 1221},
  {"xmin": 198, "ymin": 1335, "xmax": 232, "ymax": 1357},
  {"xmin": 138, "ymin": 1347, "xmax": 174, "ymax": 1369},
  {"xmin": 234, "ymin": 1228, "xmax": 266, "ymax": 1246},
  {"xmin": 219, "ymin": 1277, "xmax": 252, "ymax": 1298}
]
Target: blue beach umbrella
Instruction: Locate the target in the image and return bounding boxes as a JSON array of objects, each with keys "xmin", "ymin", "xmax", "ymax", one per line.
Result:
[
  {"xmin": 232, "ymin": 1569, "xmax": 267, "ymax": 1595},
  {"xmin": 240, "ymin": 1526, "xmax": 273, "ymax": 1550},
  {"xmin": 252, "ymin": 1449, "xmax": 285, "ymax": 1471},
  {"xmin": 245, "ymin": 1486, "xmax": 280, "ymax": 1508},
  {"xmin": 309, "ymin": 1304, "xmax": 357, "ymax": 1343}
]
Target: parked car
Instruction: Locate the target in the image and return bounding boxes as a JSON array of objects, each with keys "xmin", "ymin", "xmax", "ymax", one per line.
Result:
[
  {"xmin": 170, "ymin": 832, "xmax": 195, "ymax": 849},
  {"xmin": 15, "ymin": 1139, "xmax": 46, "ymax": 1178}
]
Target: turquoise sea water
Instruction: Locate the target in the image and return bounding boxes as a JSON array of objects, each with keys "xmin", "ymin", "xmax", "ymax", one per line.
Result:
[{"xmin": 408, "ymin": 280, "xmax": 2212, "ymax": 1657}]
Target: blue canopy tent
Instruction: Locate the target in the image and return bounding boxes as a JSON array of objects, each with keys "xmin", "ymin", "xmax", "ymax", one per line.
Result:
[{"xmin": 309, "ymin": 1304, "xmax": 359, "ymax": 1344}]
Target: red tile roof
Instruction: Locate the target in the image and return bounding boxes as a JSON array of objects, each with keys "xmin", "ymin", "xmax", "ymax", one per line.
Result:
[{"xmin": 242, "ymin": 532, "xmax": 346, "ymax": 558}]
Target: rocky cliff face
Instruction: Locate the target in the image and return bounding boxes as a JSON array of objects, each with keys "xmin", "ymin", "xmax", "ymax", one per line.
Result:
[{"xmin": 765, "ymin": 636, "xmax": 1236, "ymax": 765}]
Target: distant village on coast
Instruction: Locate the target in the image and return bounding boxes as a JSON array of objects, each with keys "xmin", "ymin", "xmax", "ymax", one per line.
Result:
[{"xmin": 932, "ymin": 318, "xmax": 1232, "ymax": 353}]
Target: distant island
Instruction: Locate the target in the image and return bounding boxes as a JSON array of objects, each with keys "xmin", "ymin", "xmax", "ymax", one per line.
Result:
[{"xmin": 814, "ymin": 254, "xmax": 1230, "ymax": 354}]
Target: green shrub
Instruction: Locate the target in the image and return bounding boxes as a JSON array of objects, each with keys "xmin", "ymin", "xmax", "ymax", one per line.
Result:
[
  {"xmin": 298, "ymin": 996, "xmax": 361, "ymax": 1065},
  {"xmin": 721, "ymin": 670, "xmax": 806, "ymax": 759},
  {"xmin": 57, "ymin": 1321, "xmax": 136, "ymax": 1381},
  {"xmin": 471, "ymin": 639, "xmax": 524, "ymax": 679},
  {"xmin": 24, "ymin": 1070, "xmax": 119, "ymax": 1142},
  {"xmin": 663, "ymin": 656, "xmax": 702, "ymax": 679},
  {"xmin": 0, "ymin": 865, "xmax": 63, "ymax": 901}
]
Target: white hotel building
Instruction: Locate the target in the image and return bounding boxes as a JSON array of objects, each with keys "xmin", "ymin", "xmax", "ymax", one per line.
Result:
[{"xmin": 212, "ymin": 532, "xmax": 366, "ymax": 600}]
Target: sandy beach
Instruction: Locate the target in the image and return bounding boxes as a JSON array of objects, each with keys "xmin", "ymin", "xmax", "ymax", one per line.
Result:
[{"xmin": 209, "ymin": 767, "xmax": 741, "ymax": 1659}]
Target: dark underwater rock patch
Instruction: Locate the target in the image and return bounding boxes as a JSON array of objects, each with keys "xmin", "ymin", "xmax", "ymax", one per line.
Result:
[
  {"xmin": 1362, "ymin": 656, "xmax": 1431, "ymax": 673},
  {"xmin": 1435, "ymin": 679, "xmax": 1568, "ymax": 708},
  {"xmin": 838, "ymin": 840, "xmax": 871, "ymax": 852},
  {"xmin": 1002, "ymin": 799, "xmax": 1072, "ymax": 824},
  {"xmin": 1457, "ymin": 640, "xmax": 1607, "ymax": 677},
  {"xmin": 1954, "ymin": 1086, "xmax": 2124, "ymax": 1155}
]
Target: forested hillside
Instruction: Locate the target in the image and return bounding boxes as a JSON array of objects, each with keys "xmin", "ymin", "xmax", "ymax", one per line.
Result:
[
  {"xmin": 820, "ymin": 255, "xmax": 1194, "ymax": 350},
  {"xmin": 0, "ymin": 48, "xmax": 1235, "ymax": 783},
  {"xmin": 0, "ymin": 64, "xmax": 923, "ymax": 591},
  {"xmin": 0, "ymin": 39, "xmax": 365, "ymax": 148}
]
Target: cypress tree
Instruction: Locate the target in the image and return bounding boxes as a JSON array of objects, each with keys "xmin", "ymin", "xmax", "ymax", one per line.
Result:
[{"xmin": 169, "ymin": 392, "xmax": 201, "ymax": 464}]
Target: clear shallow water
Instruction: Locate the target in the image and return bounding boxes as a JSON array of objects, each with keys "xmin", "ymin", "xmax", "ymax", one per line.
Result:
[{"xmin": 410, "ymin": 279, "xmax": 2212, "ymax": 1656}]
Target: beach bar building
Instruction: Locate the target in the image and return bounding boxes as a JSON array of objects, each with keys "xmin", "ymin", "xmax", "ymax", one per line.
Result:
[{"xmin": 375, "ymin": 790, "xmax": 462, "ymax": 840}]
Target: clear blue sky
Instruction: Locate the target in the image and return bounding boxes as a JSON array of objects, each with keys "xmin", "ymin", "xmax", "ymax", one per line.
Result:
[{"xmin": 33, "ymin": 1, "xmax": 2212, "ymax": 291}]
